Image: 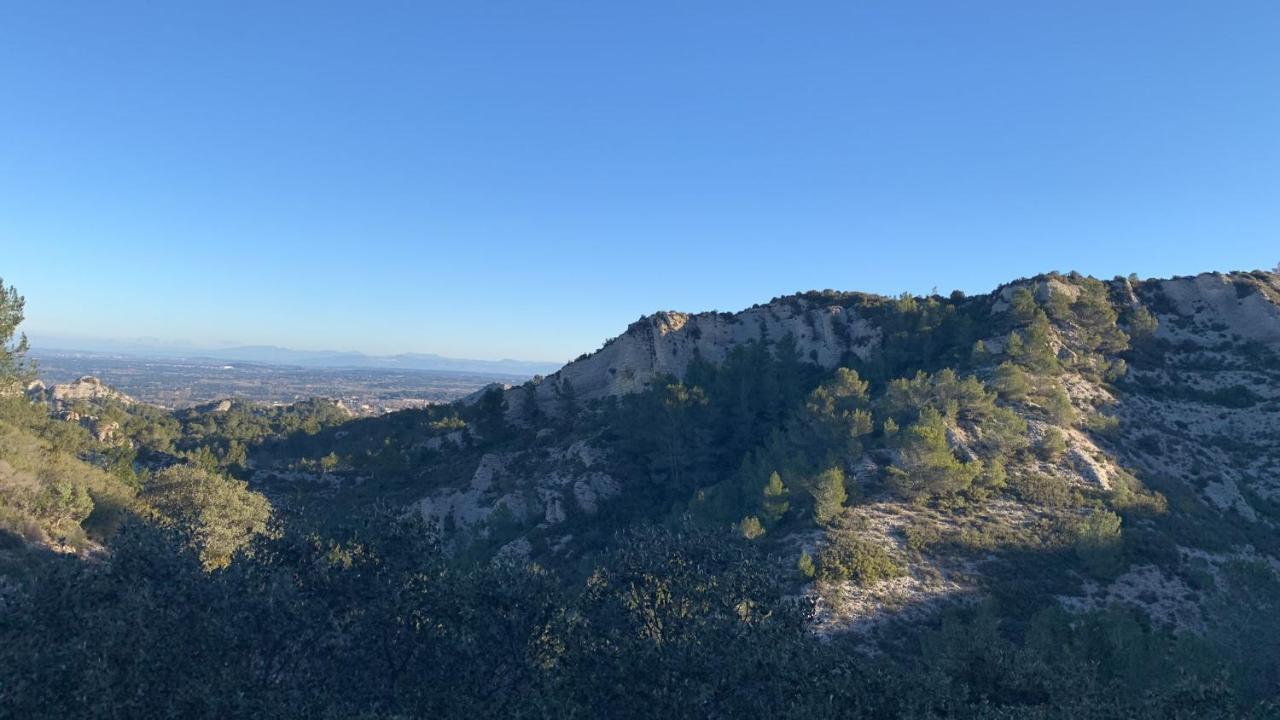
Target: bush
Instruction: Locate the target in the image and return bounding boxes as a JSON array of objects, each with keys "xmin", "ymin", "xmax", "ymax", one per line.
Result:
[
  {"xmin": 797, "ymin": 550, "xmax": 816, "ymax": 578},
  {"xmin": 1009, "ymin": 472, "xmax": 1079, "ymax": 508},
  {"xmin": 810, "ymin": 467, "xmax": 847, "ymax": 525},
  {"xmin": 1085, "ymin": 411, "xmax": 1121, "ymax": 435},
  {"xmin": 1041, "ymin": 384, "xmax": 1076, "ymax": 425},
  {"xmin": 1074, "ymin": 509, "xmax": 1124, "ymax": 577},
  {"xmin": 144, "ymin": 464, "xmax": 274, "ymax": 570},
  {"xmin": 992, "ymin": 361, "xmax": 1031, "ymax": 402},
  {"xmin": 887, "ymin": 407, "xmax": 982, "ymax": 501},
  {"xmin": 815, "ymin": 528, "xmax": 903, "ymax": 585},
  {"xmin": 738, "ymin": 515, "xmax": 765, "ymax": 540},
  {"xmin": 1037, "ymin": 428, "xmax": 1068, "ymax": 462},
  {"xmin": 761, "ymin": 471, "xmax": 789, "ymax": 524}
]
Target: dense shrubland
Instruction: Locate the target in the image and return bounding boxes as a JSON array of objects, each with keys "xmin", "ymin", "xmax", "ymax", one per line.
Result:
[{"xmin": 4, "ymin": 513, "xmax": 1273, "ymax": 719}]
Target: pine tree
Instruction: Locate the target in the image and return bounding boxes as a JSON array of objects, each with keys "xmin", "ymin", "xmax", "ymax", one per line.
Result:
[
  {"xmin": 797, "ymin": 550, "xmax": 816, "ymax": 578},
  {"xmin": 0, "ymin": 277, "xmax": 31, "ymax": 385},
  {"xmin": 762, "ymin": 471, "xmax": 789, "ymax": 524},
  {"xmin": 810, "ymin": 467, "xmax": 847, "ymax": 525},
  {"xmin": 739, "ymin": 515, "xmax": 765, "ymax": 540},
  {"xmin": 993, "ymin": 361, "xmax": 1031, "ymax": 402},
  {"xmin": 887, "ymin": 407, "xmax": 982, "ymax": 501},
  {"xmin": 1010, "ymin": 286, "xmax": 1039, "ymax": 325}
]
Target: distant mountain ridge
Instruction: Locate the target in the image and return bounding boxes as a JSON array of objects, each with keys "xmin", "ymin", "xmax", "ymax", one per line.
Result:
[{"xmin": 28, "ymin": 340, "xmax": 562, "ymax": 377}]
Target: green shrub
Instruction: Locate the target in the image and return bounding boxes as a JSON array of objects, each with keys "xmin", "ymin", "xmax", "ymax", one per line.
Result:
[
  {"xmin": 1037, "ymin": 428, "xmax": 1068, "ymax": 462},
  {"xmin": 144, "ymin": 464, "xmax": 274, "ymax": 570},
  {"xmin": 1041, "ymin": 384, "xmax": 1076, "ymax": 425},
  {"xmin": 887, "ymin": 407, "xmax": 982, "ymax": 501},
  {"xmin": 816, "ymin": 529, "xmax": 904, "ymax": 585},
  {"xmin": 1074, "ymin": 509, "xmax": 1124, "ymax": 578},
  {"xmin": 761, "ymin": 471, "xmax": 789, "ymax": 524},
  {"xmin": 810, "ymin": 467, "xmax": 847, "ymax": 525},
  {"xmin": 992, "ymin": 361, "xmax": 1031, "ymax": 402},
  {"xmin": 797, "ymin": 549, "xmax": 816, "ymax": 578},
  {"xmin": 1084, "ymin": 411, "xmax": 1121, "ymax": 435},
  {"xmin": 738, "ymin": 515, "xmax": 765, "ymax": 540},
  {"xmin": 1009, "ymin": 472, "xmax": 1079, "ymax": 508}
]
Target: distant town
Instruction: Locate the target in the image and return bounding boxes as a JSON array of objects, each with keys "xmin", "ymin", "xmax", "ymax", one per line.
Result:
[{"xmin": 30, "ymin": 349, "xmax": 530, "ymax": 414}]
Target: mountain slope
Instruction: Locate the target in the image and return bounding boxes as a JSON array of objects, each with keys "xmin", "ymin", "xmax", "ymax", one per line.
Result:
[
  {"xmin": 7, "ymin": 270, "xmax": 1280, "ymax": 717},
  {"xmin": 280, "ymin": 269, "xmax": 1280, "ymax": 637}
]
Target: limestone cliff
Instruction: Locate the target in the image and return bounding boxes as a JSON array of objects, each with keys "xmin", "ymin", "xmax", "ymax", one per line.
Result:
[{"xmin": 513, "ymin": 295, "xmax": 883, "ymax": 414}]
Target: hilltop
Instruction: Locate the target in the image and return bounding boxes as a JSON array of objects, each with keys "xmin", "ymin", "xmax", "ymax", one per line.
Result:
[{"xmin": 234, "ymin": 269, "xmax": 1280, "ymax": 634}]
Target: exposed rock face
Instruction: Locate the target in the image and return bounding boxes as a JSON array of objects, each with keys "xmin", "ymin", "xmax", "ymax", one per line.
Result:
[
  {"xmin": 32, "ymin": 376, "xmax": 135, "ymax": 410},
  {"xmin": 414, "ymin": 443, "xmax": 620, "ymax": 537},
  {"xmin": 513, "ymin": 297, "xmax": 881, "ymax": 415},
  {"xmin": 511, "ymin": 272, "xmax": 1279, "ymax": 419},
  {"xmin": 87, "ymin": 418, "xmax": 122, "ymax": 444},
  {"xmin": 406, "ymin": 269, "xmax": 1280, "ymax": 631},
  {"xmin": 1110, "ymin": 271, "xmax": 1280, "ymax": 522},
  {"xmin": 1153, "ymin": 272, "xmax": 1280, "ymax": 345},
  {"xmin": 184, "ymin": 398, "xmax": 237, "ymax": 414}
]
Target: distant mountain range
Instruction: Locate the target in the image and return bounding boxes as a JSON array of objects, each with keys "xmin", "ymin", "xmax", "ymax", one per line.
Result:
[{"xmin": 28, "ymin": 338, "xmax": 562, "ymax": 378}]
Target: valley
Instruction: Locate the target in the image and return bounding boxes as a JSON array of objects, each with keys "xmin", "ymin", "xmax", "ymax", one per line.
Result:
[{"xmin": 29, "ymin": 349, "xmax": 524, "ymax": 413}]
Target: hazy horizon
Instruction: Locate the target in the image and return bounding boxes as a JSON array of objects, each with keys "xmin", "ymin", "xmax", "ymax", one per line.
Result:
[
  {"xmin": 21, "ymin": 265, "xmax": 1280, "ymax": 367},
  {"xmin": 26, "ymin": 331, "xmax": 566, "ymax": 367}
]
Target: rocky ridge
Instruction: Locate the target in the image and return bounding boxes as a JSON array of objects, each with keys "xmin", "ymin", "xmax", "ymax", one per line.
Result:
[{"xmin": 410, "ymin": 270, "xmax": 1280, "ymax": 633}]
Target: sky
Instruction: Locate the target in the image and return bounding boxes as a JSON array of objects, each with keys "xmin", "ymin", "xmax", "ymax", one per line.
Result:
[{"xmin": 2, "ymin": 2, "xmax": 1278, "ymax": 363}]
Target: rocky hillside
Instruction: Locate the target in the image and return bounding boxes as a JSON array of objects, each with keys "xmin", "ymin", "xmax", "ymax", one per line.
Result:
[
  {"xmin": 515, "ymin": 299, "xmax": 881, "ymax": 407},
  {"xmin": 303, "ymin": 269, "xmax": 1280, "ymax": 636},
  {"xmin": 518, "ymin": 271, "xmax": 1280, "ymax": 407},
  {"xmin": 6, "ymin": 270, "xmax": 1280, "ymax": 717},
  {"xmin": 28, "ymin": 375, "xmax": 136, "ymax": 412},
  {"xmin": 15, "ymin": 270, "xmax": 1277, "ymax": 640}
]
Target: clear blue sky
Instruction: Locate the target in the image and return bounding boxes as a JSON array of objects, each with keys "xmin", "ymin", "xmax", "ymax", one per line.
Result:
[{"xmin": 2, "ymin": 2, "xmax": 1278, "ymax": 362}]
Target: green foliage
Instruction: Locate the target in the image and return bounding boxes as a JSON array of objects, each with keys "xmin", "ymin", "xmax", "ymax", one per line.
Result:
[
  {"xmin": 880, "ymin": 368, "xmax": 1027, "ymax": 459},
  {"xmin": 992, "ymin": 361, "xmax": 1031, "ymax": 402},
  {"xmin": 1009, "ymin": 472, "xmax": 1080, "ymax": 508},
  {"xmin": 34, "ymin": 480, "xmax": 94, "ymax": 530},
  {"xmin": 1074, "ymin": 509, "xmax": 1124, "ymax": 577},
  {"xmin": 0, "ymin": 276, "xmax": 32, "ymax": 385},
  {"xmin": 0, "ymin": 509, "xmax": 1270, "ymax": 718},
  {"xmin": 882, "ymin": 417, "xmax": 898, "ymax": 436},
  {"xmin": 475, "ymin": 386, "xmax": 508, "ymax": 439},
  {"xmin": 809, "ymin": 466, "xmax": 847, "ymax": 524},
  {"xmin": 761, "ymin": 471, "xmax": 789, "ymax": 524},
  {"xmin": 1125, "ymin": 304, "xmax": 1159, "ymax": 338},
  {"xmin": 1085, "ymin": 410, "xmax": 1121, "ymax": 435},
  {"xmin": 1012, "ymin": 310, "xmax": 1063, "ymax": 375},
  {"xmin": 887, "ymin": 407, "xmax": 982, "ymax": 501},
  {"xmin": 1108, "ymin": 467, "xmax": 1168, "ymax": 515},
  {"xmin": 1042, "ymin": 382, "xmax": 1077, "ymax": 425},
  {"xmin": 787, "ymin": 367, "xmax": 874, "ymax": 473},
  {"xmin": 131, "ymin": 398, "xmax": 353, "ymax": 467},
  {"xmin": 796, "ymin": 549, "xmax": 815, "ymax": 578},
  {"xmin": 973, "ymin": 456, "xmax": 1008, "ymax": 498},
  {"xmin": 814, "ymin": 524, "xmax": 904, "ymax": 585},
  {"xmin": 0, "ymin": 420, "xmax": 135, "ymax": 548},
  {"xmin": 319, "ymin": 451, "xmax": 339, "ymax": 474},
  {"xmin": 856, "ymin": 291, "xmax": 985, "ymax": 382},
  {"xmin": 1010, "ymin": 287, "xmax": 1040, "ymax": 324},
  {"xmin": 1038, "ymin": 427, "xmax": 1068, "ymax": 461},
  {"xmin": 603, "ymin": 338, "xmax": 824, "ymax": 524},
  {"xmin": 2, "ymin": 274, "xmax": 1275, "ymax": 717},
  {"xmin": 1071, "ymin": 277, "xmax": 1130, "ymax": 354},
  {"xmin": 144, "ymin": 464, "xmax": 273, "ymax": 570}
]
